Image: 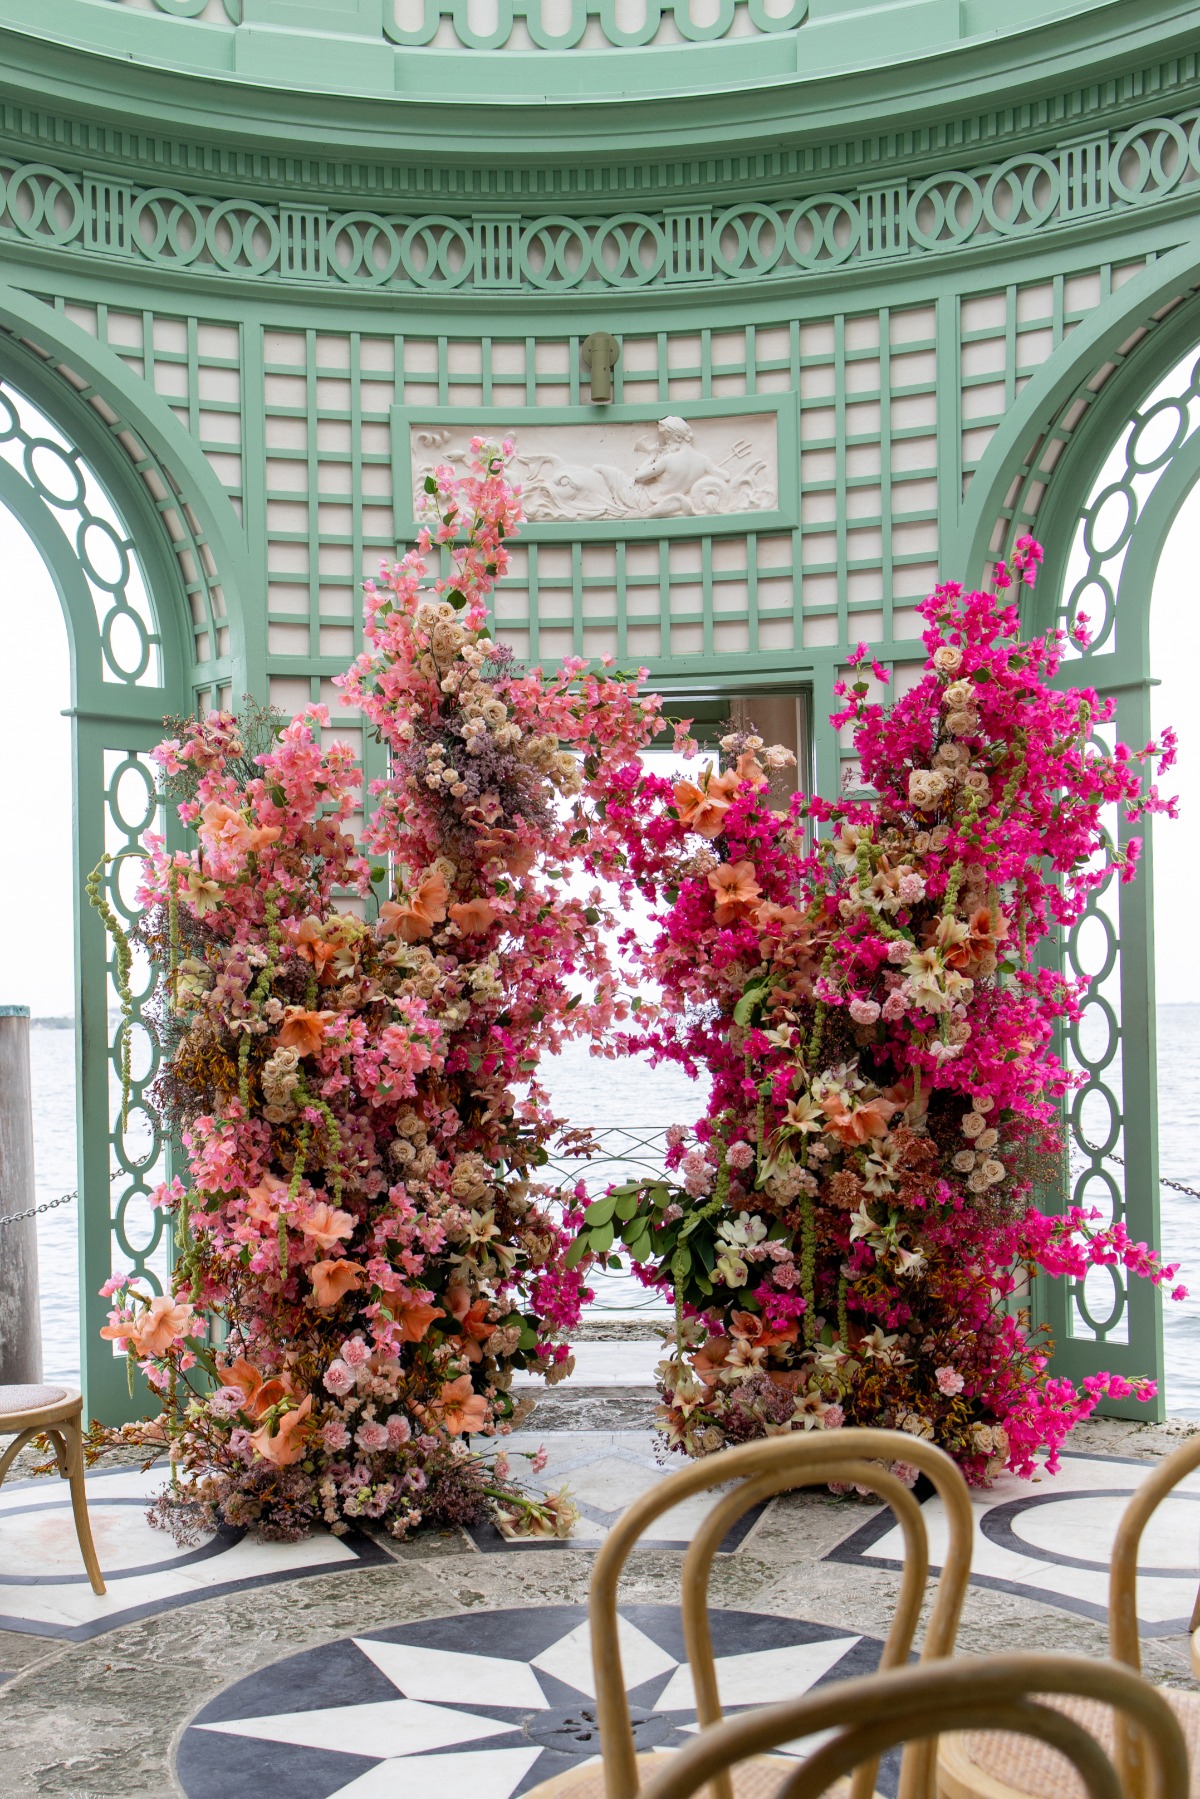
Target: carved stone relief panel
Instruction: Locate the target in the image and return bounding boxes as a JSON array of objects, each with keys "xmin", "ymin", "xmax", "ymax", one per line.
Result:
[{"xmin": 394, "ymin": 397, "xmax": 796, "ymax": 540}]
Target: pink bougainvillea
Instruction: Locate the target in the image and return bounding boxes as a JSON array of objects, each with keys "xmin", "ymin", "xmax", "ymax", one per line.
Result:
[{"xmin": 573, "ymin": 538, "xmax": 1181, "ymax": 1484}]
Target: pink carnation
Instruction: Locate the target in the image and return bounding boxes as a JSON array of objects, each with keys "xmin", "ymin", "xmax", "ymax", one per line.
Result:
[{"xmin": 323, "ymin": 1360, "xmax": 356, "ymax": 1396}]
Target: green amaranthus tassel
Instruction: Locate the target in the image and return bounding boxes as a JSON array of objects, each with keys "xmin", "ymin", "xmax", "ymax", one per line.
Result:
[{"xmin": 85, "ymin": 855, "xmax": 137, "ymax": 1131}]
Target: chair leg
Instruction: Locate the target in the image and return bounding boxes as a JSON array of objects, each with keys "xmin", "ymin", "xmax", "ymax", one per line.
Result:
[
  {"xmin": 59, "ymin": 1415, "xmax": 105, "ymax": 1596},
  {"xmin": 0, "ymin": 1428, "xmax": 36, "ymax": 1490}
]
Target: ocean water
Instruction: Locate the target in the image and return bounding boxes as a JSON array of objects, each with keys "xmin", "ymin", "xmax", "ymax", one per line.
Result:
[{"xmin": 28, "ymin": 1010, "xmax": 1200, "ymax": 1413}]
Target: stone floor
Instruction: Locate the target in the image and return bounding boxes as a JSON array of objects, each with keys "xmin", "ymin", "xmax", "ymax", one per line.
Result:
[{"xmin": 1, "ymin": 1345, "xmax": 1198, "ymax": 1797}]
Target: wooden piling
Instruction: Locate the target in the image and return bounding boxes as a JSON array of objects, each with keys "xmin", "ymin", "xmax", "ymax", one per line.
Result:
[{"xmin": 0, "ymin": 1006, "xmax": 44, "ymax": 1384}]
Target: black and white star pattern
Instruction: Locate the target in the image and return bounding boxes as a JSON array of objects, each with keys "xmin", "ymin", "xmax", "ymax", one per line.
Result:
[{"xmin": 176, "ymin": 1603, "xmax": 895, "ymax": 1798}]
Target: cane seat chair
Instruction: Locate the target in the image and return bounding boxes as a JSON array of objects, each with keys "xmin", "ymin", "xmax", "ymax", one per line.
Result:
[
  {"xmin": 0, "ymin": 1385, "xmax": 105, "ymax": 1595},
  {"xmin": 939, "ymin": 1432, "xmax": 1200, "ymax": 1798},
  {"xmin": 523, "ymin": 1426, "xmax": 975, "ymax": 1799},
  {"xmin": 626, "ymin": 1654, "xmax": 1188, "ymax": 1799}
]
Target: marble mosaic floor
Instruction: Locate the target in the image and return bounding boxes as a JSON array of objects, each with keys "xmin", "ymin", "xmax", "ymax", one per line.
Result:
[
  {"xmin": 1, "ymin": 1436, "xmax": 1195, "ymax": 1644},
  {"xmin": 829, "ymin": 1449, "xmax": 1200, "ymax": 1635},
  {"xmin": 467, "ymin": 1430, "xmax": 770, "ymax": 1552},
  {"xmin": 175, "ymin": 1603, "xmax": 896, "ymax": 1799},
  {"xmin": 0, "ymin": 1463, "xmax": 391, "ymax": 1641}
]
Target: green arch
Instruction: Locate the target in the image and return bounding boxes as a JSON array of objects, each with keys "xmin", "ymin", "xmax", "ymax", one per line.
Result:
[
  {"xmin": 951, "ymin": 242, "xmax": 1200, "ymax": 594},
  {"xmin": 955, "ymin": 262, "xmax": 1200, "ymax": 1420},
  {"xmin": 0, "ymin": 285, "xmax": 259, "ymax": 701}
]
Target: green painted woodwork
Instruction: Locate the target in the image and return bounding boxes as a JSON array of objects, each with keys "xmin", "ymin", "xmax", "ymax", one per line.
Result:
[
  {"xmin": 0, "ymin": 2, "xmax": 1196, "ymax": 1418},
  {"xmin": 1, "ymin": 0, "xmax": 1114, "ymax": 99},
  {"xmin": 0, "ymin": 107, "xmax": 1197, "ymax": 301}
]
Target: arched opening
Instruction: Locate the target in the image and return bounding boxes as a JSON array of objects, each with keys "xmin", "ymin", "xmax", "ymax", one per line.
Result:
[
  {"xmin": 992, "ymin": 326, "xmax": 1200, "ymax": 1419},
  {"xmin": 1148, "ymin": 469, "xmax": 1200, "ymax": 1416},
  {"xmin": 0, "ymin": 364, "xmax": 192, "ymax": 1418},
  {"xmin": 0, "ymin": 501, "xmax": 77, "ymax": 1380}
]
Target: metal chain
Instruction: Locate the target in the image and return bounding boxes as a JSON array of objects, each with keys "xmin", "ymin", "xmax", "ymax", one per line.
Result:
[
  {"xmin": 1074, "ymin": 1147, "xmax": 1200, "ymax": 1202},
  {"xmin": 0, "ymin": 1189, "xmax": 76, "ymax": 1229}
]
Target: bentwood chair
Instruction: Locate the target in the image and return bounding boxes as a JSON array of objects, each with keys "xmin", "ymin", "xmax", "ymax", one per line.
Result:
[
  {"xmin": 0, "ymin": 1384, "xmax": 105, "ymax": 1594},
  {"xmin": 940, "ymin": 1431, "xmax": 1200, "ymax": 1798},
  {"xmin": 523, "ymin": 1427, "xmax": 975, "ymax": 1799},
  {"xmin": 629, "ymin": 1655, "xmax": 1188, "ymax": 1799}
]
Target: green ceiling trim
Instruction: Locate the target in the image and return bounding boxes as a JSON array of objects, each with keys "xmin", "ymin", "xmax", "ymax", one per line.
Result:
[{"xmin": 0, "ymin": 103, "xmax": 1196, "ymax": 306}]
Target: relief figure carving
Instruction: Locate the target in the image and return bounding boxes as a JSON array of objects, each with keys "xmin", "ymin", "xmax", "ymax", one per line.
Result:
[{"xmin": 411, "ymin": 415, "xmax": 776, "ymax": 523}]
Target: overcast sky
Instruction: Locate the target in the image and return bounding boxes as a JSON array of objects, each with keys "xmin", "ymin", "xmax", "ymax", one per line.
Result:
[{"xmin": 0, "ymin": 488, "xmax": 1196, "ymax": 1018}]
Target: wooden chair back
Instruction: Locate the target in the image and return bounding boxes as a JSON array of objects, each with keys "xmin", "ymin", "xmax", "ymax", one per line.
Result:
[
  {"xmin": 1109, "ymin": 1431, "xmax": 1200, "ymax": 1795},
  {"xmin": 588, "ymin": 1427, "xmax": 974, "ymax": 1799},
  {"xmin": 631, "ymin": 1653, "xmax": 1189, "ymax": 1799}
]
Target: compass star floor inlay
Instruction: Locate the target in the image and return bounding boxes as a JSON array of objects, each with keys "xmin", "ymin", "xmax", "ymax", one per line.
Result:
[{"xmin": 175, "ymin": 1604, "xmax": 896, "ymax": 1799}]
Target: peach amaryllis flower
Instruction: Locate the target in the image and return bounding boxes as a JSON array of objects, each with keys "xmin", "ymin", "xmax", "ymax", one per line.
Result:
[
  {"xmin": 276, "ymin": 1006, "xmax": 337, "ymax": 1057},
  {"xmin": 818, "ymin": 1090, "xmax": 900, "ymax": 1147},
  {"xmin": 395, "ymin": 1295, "xmax": 442, "ymax": 1344},
  {"xmin": 707, "ymin": 859, "xmax": 761, "ymax": 927},
  {"xmin": 292, "ymin": 917, "xmax": 339, "ymax": 984},
  {"xmin": 309, "ymin": 1259, "xmax": 364, "ymax": 1308},
  {"xmin": 729, "ymin": 1308, "xmax": 799, "ymax": 1349},
  {"xmin": 444, "ymin": 1285, "xmax": 494, "ymax": 1362},
  {"xmin": 734, "ymin": 749, "xmax": 770, "ymax": 789},
  {"xmin": 101, "ymin": 1294, "xmax": 195, "ymax": 1358},
  {"xmin": 448, "ymin": 898, "xmax": 497, "ymax": 935},
  {"xmin": 217, "ymin": 1359, "xmax": 296, "ymax": 1420},
  {"xmin": 431, "ymin": 1373, "xmax": 488, "ymax": 1436},
  {"xmin": 300, "ymin": 1201, "xmax": 356, "ymax": 1253},
  {"xmin": 673, "ymin": 769, "xmax": 740, "ymax": 840},
  {"xmin": 378, "ymin": 869, "xmax": 449, "ymax": 943},
  {"xmin": 248, "ymin": 1394, "xmax": 313, "ymax": 1468},
  {"xmin": 198, "ymin": 801, "xmax": 282, "ymax": 857}
]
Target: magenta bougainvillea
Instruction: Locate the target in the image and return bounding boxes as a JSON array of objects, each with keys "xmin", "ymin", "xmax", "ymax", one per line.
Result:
[
  {"xmin": 98, "ymin": 445, "xmax": 667, "ymax": 1540},
  {"xmin": 573, "ymin": 539, "xmax": 1182, "ymax": 1483}
]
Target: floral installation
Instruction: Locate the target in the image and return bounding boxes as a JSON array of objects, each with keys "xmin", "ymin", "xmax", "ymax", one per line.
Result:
[
  {"xmin": 96, "ymin": 443, "xmax": 667, "ymax": 1541},
  {"xmin": 571, "ymin": 539, "xmax": 1183, "ymax": 1485}
]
